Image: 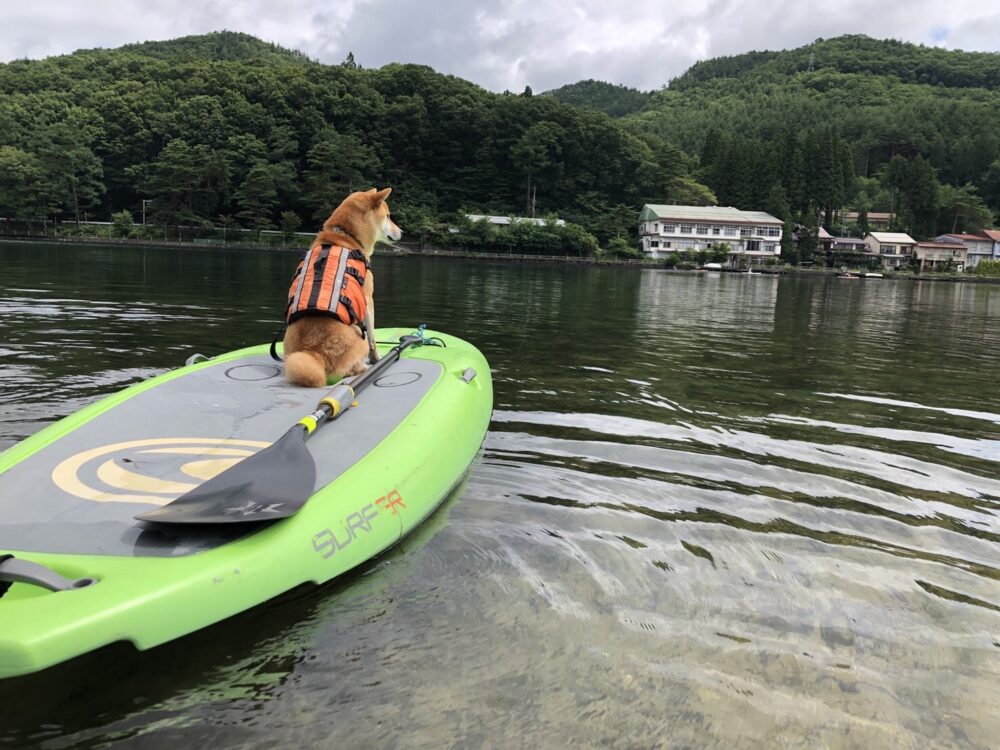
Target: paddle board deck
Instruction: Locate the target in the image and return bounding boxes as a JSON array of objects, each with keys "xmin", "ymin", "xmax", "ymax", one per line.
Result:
[{"xmin": 0, "ymin": 328, "xmax": 492, "ymax": 678}]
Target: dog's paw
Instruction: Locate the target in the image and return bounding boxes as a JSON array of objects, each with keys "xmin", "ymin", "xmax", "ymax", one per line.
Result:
[
  {"xmin": 368, "ymin": 348, "xmax": 380, "ymax": 364},
  {"xmin": 346, "ymin": 360, "xmax": 369, "ymax": 376}
]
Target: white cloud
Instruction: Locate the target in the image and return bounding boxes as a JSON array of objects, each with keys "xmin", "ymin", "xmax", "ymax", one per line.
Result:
[{"xmin": 0, "ymin": 1, "xmax": 998, "ymax": 91}]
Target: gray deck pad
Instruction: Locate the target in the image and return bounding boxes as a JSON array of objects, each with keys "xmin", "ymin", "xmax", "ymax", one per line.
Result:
[{"xmin": 0, "ymin": 354, "xmax": 441, "ymax": 557}]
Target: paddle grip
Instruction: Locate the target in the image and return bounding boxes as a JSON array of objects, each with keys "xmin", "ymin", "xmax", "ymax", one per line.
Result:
[
  {"xmin": 302, "ymin": 334, "xmax": 421, "ymax": 436},
  {"xmin": 318, "ymin": 383, "xmax": 356, "ymax": 420}
]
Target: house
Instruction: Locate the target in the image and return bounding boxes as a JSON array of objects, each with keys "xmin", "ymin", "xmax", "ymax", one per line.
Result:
[
  {"xmin": 638, "ymin": 205, "xmax": 782, "ymax": 266},
  {"xmin": 845, "ymin": 211, "xmax": 892, "ymax": 230},
  {"xmin": 828, "ymin": 236, "xmax": 878, "ymax": 266},
  {"xmin": 830, "ymin": 237, "xmax": 868, "ymax": 252},
  {"xmin": 466, "ymin": 214, "xmax": 565, "ymax": 227},
  {"xmin": 864, "ymin": 232, "xmax": 916, "ymax": 269},
  {"xmin": 915, "ymin": 242, "xmax": 966, "ymax": 272},
  {"xmin": 817, "ymin": 226, "xmax": 833, "ymax": 253},
  {"xmin": 984, "ymin": 229, "xmax": 1000, "ymax": 259},
  {"xmin": 935, "ymin": 233, "xmax": 993, "ymax": 269},
  {"xmin": 794, "ymin": 225, "xmax": 835, "ymax": 256}
]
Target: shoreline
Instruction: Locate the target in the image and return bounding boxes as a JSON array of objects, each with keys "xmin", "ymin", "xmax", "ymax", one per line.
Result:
[{"xmin": 3, "ymin": 234, "xmax": 1000, "ymax": 284}]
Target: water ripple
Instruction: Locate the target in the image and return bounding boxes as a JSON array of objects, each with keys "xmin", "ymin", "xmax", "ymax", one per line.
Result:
[{"xmin": 3, "ymin": 248, "xmax": 999, "ymax": 748}]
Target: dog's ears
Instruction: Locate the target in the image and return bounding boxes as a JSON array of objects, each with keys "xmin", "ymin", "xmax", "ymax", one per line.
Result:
[{"xmin": 372, "ymin": 187, "xmax": 392, "ymax": 205}]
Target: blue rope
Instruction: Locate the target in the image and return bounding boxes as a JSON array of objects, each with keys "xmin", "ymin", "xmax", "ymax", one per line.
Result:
[
  {"xmin": 377, "ymin": 324, "xmax": 447, "ymax": 347},
  {"xmin": 414, "ymin": 323, "xmax": 446, "ymax": 347}
]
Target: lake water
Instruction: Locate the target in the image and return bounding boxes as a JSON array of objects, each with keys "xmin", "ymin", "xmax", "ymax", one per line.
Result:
[{"xmin": 1, "ymin": 243, "xmax": 998, "ymax": 749}]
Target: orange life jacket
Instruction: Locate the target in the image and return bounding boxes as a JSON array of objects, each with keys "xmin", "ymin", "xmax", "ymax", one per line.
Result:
[{"xmin": 285, "ymin": 244, "xmax": 370, "ymax": 336}]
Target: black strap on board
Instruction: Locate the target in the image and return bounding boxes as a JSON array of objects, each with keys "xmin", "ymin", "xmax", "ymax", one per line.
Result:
[
  {"xmin": 270, "ymin": 325, "xmax": 286, "ymax": 361},
  {"xmin": 0, "ymin": 554, "xmax": 11, "ymax": 598}
]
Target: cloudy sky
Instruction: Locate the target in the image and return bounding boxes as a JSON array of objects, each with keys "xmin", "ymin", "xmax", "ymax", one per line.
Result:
[{"xmin": 2, "ymin": 1, "xmax": 999, "ymax": 92}]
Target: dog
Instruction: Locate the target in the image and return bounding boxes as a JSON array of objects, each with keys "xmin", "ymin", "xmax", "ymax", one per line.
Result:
[{"xmin": 283, "ymin": 188, "xmax": 402, "ymax": 387}]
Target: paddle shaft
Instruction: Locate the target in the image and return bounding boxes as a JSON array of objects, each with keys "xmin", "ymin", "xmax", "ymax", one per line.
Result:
[
  {"xmin": 134, "ymin": 334, "xmax": 426, "ymax": 524},
  {"xmin": 297, "ymin": 334, "xmax": 422, "ymax": 438}
]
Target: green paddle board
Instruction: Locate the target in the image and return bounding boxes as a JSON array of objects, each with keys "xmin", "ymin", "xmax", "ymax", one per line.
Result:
[{"xmin": 0, "ymin": 328, "xmax": 492, "ymax": 679}]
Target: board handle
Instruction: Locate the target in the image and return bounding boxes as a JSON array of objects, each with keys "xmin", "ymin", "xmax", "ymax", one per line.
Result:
[{"xmin": 0, "ymin": 554, "xmax": 96, "ymax": 597}]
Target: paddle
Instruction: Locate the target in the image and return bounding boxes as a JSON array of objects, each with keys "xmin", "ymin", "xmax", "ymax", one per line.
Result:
[{"xmin": 135, "ymin": 334, "xmax": 425, "ymax": 524}]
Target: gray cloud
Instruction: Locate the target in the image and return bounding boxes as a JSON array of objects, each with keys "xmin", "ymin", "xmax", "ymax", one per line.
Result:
[{"xmin": 1, "ymin": 1, "xmax": 998, "ymax": 91}]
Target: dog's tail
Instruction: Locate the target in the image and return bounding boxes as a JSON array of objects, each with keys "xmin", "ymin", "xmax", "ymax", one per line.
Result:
[{"xmin": 284, "ymin": 351, "xmax": 327, "ymax": 388}]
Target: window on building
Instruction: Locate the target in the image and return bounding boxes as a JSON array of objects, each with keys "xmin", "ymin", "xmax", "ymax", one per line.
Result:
[
  {"xmin": 740, "ymin": 227, "xmax": 750, "ymax": 237},
  {"xmin": 662, "ymin": 224, "xmax": 675, "ymax": 232},
  {"xmin": 650, "ymin": 240, "xmax": 659, "ymax": 248},
  {"xmin": 696, "ymin": 225, "xmax": 708, "ymax": 234},
  {"xmin": 680, "ymin": 225, "xmax": 692, "ymax": 234},
  {"xmin": 664, "ymin": 242, "xmax": 671, "ymax": 248},
  {"xmin": 724, "ymin": 227, "xmax": 737, "ymax": 236},
  {"xmin": 767, "ymin": 227, "xmax": 780, "ymax": 237},
  {"xmin": 712, "ymin": 226, "xmax": 721, "ymax": 235}
]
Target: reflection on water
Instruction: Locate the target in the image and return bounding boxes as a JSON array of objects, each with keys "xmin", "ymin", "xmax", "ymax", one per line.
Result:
[{"xmin": 1, "ymin": 245, "xmax": 999, "ymax": 748}]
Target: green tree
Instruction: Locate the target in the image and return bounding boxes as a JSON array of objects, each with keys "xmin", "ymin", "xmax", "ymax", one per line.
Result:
[
  {"xmin": 510, "ymin": 122, "xmax": 564, "ymax": 216},
  {"xmin": 897, "ymin": 156, "xmax": 939, "ymax": 238},
  {"xmin": 234, "ymin": 162, "xmax": 280, "ymax": 235},
  {"xmin": 0, "ymin": 146, "xmax": 51, "ymax": 225},
  {"xmin": 857, "ymin": 206, "xmax": 870, "ymax": 235},
  {"xmin": 805, "ymin": 127, "xmax": 850, "ymax": 229},
  {"xmin": 937, "ymin": 183, "xmax": 994, "ymax": 234},
  {"xmin": 32, "ymin": 117, "xmax": 106, "ymax": 225},
  {"xmin": 604, "ymin": 236, "xmax": 642, "ymax": 258},
  {"xmin": 798, "ymin": 213, "xmax": 820, "ymax": 264},
  {"xmin": 111, "ymin": 209, "xmax": 134, "ymax": 238},
  {"xmin": 780, "ymin": 219, "xmax": 797, "ymax": 264},
  {"xmin": 302, "ymin": 130, "xmax": 380, "ymax": 221},
  {"xmin": 143, "ymin": 139, "xmax": 225, "ymax": 225},
  {"xmin": 982, "ymin": 160, "xmax": 1000, "ymax": 215},
  {"xmin": 765, "ymin": 184, "xmax": 791, "ymax": 223},
  {"xmin": 279, "ymin": 210, "xmax": 302, "ymax": 243}
]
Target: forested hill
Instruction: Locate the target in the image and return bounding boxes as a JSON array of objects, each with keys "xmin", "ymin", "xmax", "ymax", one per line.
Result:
[
  {"xmin": 1, "ymin": 31, "xmax": 997, "ymax": 250},
  {"xmin": 542, "ymin": 80, "xmax": 650, "ymax": 117},
  {"xmin": 114, "ymin": 31, "xmax": 314, "ymax": 64},
  {"xmin": 625, "ymin": 34, "xmax": 1000, "ymax": 239},
  {"xmin": 670, "ymin": 35, "xmax": 1000, "ymax": 91},
  {"xmin": 0, "ymin": 30, "xmax": 704, "ymax": 244}
]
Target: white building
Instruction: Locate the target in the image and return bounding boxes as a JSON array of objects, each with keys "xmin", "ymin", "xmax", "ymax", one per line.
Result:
[
  {"xmin": 915, "ymin": 241, "xmax": 967, "ymax": 272},
  {"xmin": 466, "ymin": 214, "xmax": 565, "ymax": 227},
  {"xmin": 864, "ymin": 232, "xmax": 917, "ymax": 269},
  {"xmin": 986, "ymin": 230, "xmax": 1000, "ymax": 258},
  {"xmin": 638, "ymin": 205, "xmax": 783, "ymax": 266},
  {"xmin": 935, "ymin": 233, "xmax": 995, "ymax": 269}
]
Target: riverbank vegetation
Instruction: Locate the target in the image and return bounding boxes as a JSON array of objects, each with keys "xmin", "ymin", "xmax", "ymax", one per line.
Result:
[
  {"xmin": 973, "ymin": 259, "xmax": 1000, "ymax": 277},
  {"xmin": 0, "ymin": 32, "xmax": 997, "ymax": 263}
]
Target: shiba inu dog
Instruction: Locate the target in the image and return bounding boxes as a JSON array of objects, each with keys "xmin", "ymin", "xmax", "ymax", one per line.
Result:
[{"xmin": 283, "ymin": 188, "xmax": 401, "ymax": 387}]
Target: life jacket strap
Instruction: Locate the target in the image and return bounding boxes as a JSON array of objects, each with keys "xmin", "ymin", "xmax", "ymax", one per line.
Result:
[{"xmin": 339, "ymin": 294, "xmax": 367, "ymax": 339}]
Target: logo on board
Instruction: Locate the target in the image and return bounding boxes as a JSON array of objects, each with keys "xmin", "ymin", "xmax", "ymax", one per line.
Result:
[{"xmin": 51, "ymin": 438, "xmax": 270, "ymax": 506}]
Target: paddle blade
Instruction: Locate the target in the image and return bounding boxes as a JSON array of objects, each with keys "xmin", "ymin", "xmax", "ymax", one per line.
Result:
[{"xmin": 135, "ymin": 426, "xmax": 317, "ymax": 524}]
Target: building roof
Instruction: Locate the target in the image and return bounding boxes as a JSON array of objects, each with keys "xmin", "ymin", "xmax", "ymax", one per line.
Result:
[
  {"xmin": 868, "ymin": 232, "xmax": 916, "ymax": 244},
  {"xmin": 640, "ymin": 204, "xmax": 782, "ymax": 225},
  {"xmin": 917, "ymin": 242, "xmax": 965, "ymax": 250},
  {"xmin": 817, "ymin": 226, "xmax": 832, "ymax": 239},
  {"xmin": 938, "ymin": 233, "xmax": 986, "ymax": 241},
  {"xmin": 977, "ymin": 229, "xmax": 1000, "ymax": 242},
  {"xmin": 846, "ymin": 211, "xmax": 892, "ymax": 220}
]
